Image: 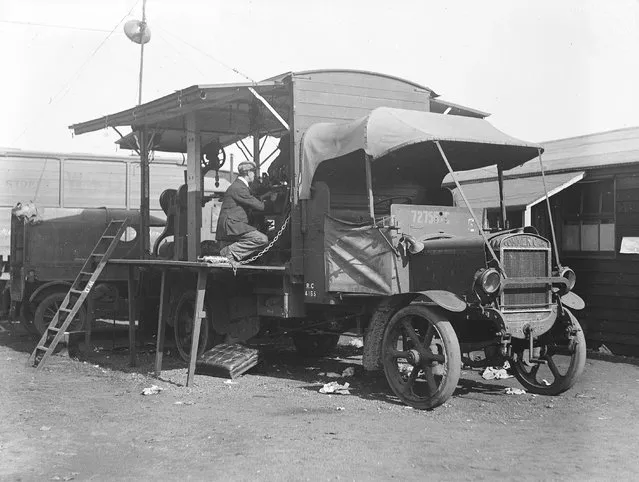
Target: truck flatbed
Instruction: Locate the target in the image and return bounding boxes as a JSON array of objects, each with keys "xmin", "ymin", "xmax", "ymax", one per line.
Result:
[{"xmin": 108, "ymin": 258, "xmax": 286, "ymax": 272}]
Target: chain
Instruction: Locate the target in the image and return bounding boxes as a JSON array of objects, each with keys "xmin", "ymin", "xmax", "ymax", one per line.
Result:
[{"xmin": 238, "ymin": 212, "xmax": 291, "ymax": 265}]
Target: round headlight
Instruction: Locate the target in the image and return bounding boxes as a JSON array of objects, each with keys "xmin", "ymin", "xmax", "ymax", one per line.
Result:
[
  {"xmin": 559, "ymin": 266, "xmax": 576, "ymax": 291},
  {"xmin": 479, "ymin": 268, "xmax": 501, "ymax": 295}
]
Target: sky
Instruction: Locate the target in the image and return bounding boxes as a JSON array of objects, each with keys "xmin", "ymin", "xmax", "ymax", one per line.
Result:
[{"xmin": 1, "ymin": 0, "xmax": 638, "ymax": 157}]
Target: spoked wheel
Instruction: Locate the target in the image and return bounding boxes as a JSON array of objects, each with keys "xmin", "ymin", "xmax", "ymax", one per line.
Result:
[
  {"xmin": 33, "ymin": 291, "xmax": 86, "ymax": 336},
  {"xmin": 511, "ymin": 310, "xmax": 586, "ymax": 395},
  {"xmin": 382, "ymin": 304, "xmax": 461, "ymax": 409},
  {"xmin": 173, "ymin": 291, "xmax": 211, "ymax": 362},
  {"xmin": 292, "ymin": 333, "xmax": 340, "ymax": 357}
]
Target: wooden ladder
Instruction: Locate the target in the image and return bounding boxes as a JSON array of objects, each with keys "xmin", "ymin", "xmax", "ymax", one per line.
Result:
[{"xmin": 28, "ymin": 219, "xmax": 130, "ymax": 370}]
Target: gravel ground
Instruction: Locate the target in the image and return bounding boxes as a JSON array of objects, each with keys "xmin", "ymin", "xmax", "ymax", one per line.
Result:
[{"xmin": 1, "ymin": 321, "xmax": 638, "ymax": 481}]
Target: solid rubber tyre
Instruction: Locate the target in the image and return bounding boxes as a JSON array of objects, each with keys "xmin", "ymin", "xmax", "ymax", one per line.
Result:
[
  {"xmin": 511, "ymin": 310, "xmax": 586, "ymax": 396},
  {"xmin": 382, "ymin": 304, "xmax": 461, "ymax": 409},
  {"xmin": 173, "ymin": 290, "xmax": 212, "ymax": 362}
]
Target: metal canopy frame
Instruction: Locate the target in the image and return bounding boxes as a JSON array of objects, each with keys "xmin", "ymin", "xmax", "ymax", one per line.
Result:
[{"xmin": 70, "ymin": 79, "xmax": 292, "ymax": 262}]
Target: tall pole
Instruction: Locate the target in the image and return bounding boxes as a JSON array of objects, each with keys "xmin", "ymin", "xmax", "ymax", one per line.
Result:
[
  {"xmin": 138, "ymin": 0, "xmax": 149, "ymax": 259},
  {"xmin": 497, "ymin": 163, "xmax": 507, "ymax": 229},
  {"xmin": 138, "ymin": 0, "xmax": 147, "ymax": 105}
]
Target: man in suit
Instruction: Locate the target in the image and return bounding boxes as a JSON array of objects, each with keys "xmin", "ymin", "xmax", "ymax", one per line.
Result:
[{"xmin": 216, "ymin": 161, "xmax": 273, "ymax": 262}]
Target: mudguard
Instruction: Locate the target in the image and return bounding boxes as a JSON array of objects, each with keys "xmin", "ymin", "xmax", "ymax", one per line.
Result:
[
  {"xmin": 28, "ymin": 281, "xmax": 72, "ymax": 304},
  {"xmin": 560, "ymin": 291, "xmax": 585, "ymax": 311},
  {"xmin": 415, "ymin": 290, "xmax": 467, "ymax": 313},
  {"xmin": 362, "ymin": 295, "xmax": 416, "ymax": 371},
  {"xmin": 362, "ymin": 292, "xmax": 465, "ymax": 372}
]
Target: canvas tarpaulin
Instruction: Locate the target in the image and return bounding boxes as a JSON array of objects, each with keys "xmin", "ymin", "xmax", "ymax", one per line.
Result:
[
  {"xmin": 324, "ymin": 216, "xmax": 394, "ymax": 295},
  {"xmin": 299, "ymin": 107, "xmax": 542, "ymax": 199}
]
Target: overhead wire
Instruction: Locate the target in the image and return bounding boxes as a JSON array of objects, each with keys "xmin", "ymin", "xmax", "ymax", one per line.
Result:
[
  {"xmin": 155, "ymin": 24, "xmax": 256, "ymax": 84},
  {"xmin": 155, "ymin": 29, "xmax": 208, "ymax": 80},
  {"xmin": 11, "ymin": 0, "xmax": 142, "ymax": 144},
  {"xmin": 0, "ymin": 19, "xmax": 112, "ymax": 33}
]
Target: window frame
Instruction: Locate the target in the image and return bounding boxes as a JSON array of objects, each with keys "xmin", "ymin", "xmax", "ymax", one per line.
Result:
[{"xmin": 560, "ymin": 178, "xmax": 616, "ymax": 257}]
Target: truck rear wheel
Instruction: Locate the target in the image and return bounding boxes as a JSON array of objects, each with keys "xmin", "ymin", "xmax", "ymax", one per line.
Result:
[
  {"xmin": 33, "ymin": 291, "xmax": 86, "ymax": 336},
  {"xmin": 382, "ymin": 304, "xmax": 461, "ymax": 410},
  {"xmin": 173, "ymin": 290, "xmax": 221, "ymax": 362}
]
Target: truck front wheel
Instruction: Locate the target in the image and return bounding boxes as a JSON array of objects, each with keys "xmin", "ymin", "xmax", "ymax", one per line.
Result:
[
  {"xmin": 382, "ymin": 304, "xmax": 461, "ymax": 410},
  {"xmin": 510, "ymin": 310, "xmax": 586, "ymax": 395}
]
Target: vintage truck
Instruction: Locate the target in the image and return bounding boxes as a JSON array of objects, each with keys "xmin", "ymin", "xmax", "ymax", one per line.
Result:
[
  {"xmin": 6, "ymin": 207, "xmax": 165, "ymax": 335},
  {"xmin": 68, "ymin": 69, "xmax": 586, "ymax": 409}
]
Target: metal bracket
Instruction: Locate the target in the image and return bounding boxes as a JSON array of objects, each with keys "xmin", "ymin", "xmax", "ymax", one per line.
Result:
[
  {"xmin": 499, "ymin": 332, "xmax": 511, "ymax": 357},
  {"xmin": 525, "ymin": 326, "xmax": 547, "ymax": 364}
]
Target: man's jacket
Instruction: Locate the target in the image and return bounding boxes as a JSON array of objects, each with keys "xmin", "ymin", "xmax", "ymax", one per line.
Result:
[{"xmin": 216, "ymin": 178, "xmax": 265, "ymax": 240}]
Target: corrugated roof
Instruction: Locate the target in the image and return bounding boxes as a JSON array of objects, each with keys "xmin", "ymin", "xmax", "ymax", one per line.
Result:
[{"xmin": 446, "ymin": 126, "xmax": 639, "ymax": 185}]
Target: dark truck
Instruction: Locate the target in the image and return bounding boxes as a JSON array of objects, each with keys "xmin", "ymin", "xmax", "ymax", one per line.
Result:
[
  {"xmin": 6, "ymin": 207, "xmax": 164, "ymax": 335},
  {"xmin": 68, "ymin": 70, "xmax": 586, "ymax": 409}
]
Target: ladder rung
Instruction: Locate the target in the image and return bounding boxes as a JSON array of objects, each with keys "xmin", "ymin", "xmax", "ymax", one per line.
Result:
[
  {"xmin": 79, "ymin": 271, "xmax": 93, "ymax": 276},
  {"xmin": 102, "ymin": 235, "xmax": 116, "ymax": 239},
  {"xmin": 59, "ymin": 308, "xmax": 72, "ymax": 312},
  {"xmin": 36, "ymin": 345, "xmax": 48, "ymax": 351},
  {"xmin": 69, "ymin": 289, "xmax": 83, "ymax": 294},
  {"xmin": 91, "ymin": 253, "xmax": 105, "ymax": 257},
  {"xmin": 47, "ymin": 327, "xmax": 60, "ymax": 333}
]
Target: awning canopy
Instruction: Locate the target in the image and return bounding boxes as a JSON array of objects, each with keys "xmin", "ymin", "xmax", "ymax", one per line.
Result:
[
  {"xmin": 69, "ymin": 81, "xmax": 291, "ymax": 151},
  {"xmin": 451, "ymin": 171, "xmax": 585, "ymax": 210},
  {"xmin": 299, "ymin": 107, "xmax": 543, "ymax": 199}
]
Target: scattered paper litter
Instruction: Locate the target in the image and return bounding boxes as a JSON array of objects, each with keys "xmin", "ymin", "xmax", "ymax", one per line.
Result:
[
  {"xmin": 319, "ymin": 381, "xmax": 351, "ymax": 395},
  {"xmin": 319, "ymin": 372, "xmax": 341, "ymax": 378},
  {"xmin": 141, "ymin": 385, "xmax": 163, "ymax": 395},
  {"xmin": 39, "ymin": 426, "xmax": 52, "ymax": 431},
  {"xmin": 541, "ymin": 379, "xmax": 551, "ymax": 386},
  {"xmin": 341, "ymin": 367, "xmax": 356, "ymax": 378},
  {"xmin": 336, "ymin": 406, "xmax": 345, "ymax": 411},
  {"xmin": 347, "ymin": 338, "xmax": 364, "ymax": 348},
  {"xmin": 223, "ymin": 380, "xmax": 238, "ymax": 385},
  {"xmin": 504, "ymin": 387, "xmax": 526, "ymax": 395},
  {"xmin": 481, "ymin": 366, "xmax": 513, "ymax": 380}
]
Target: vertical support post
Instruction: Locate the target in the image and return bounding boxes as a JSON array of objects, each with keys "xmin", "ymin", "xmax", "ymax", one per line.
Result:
[
  {"xmin": 228, "ymin": 153, "xmax": 234, "ymax": 182},
  {"xmin": 85, "ymin": 293, "xmax": 94, "ymax": 353},
  {"xmin": 186, "ymin": 113, "xmax": 202, "ymax": 262},
  {"xmin": 127, "ymin": 265, "xmax": 137, "ymax": 366},
  {"xmin": 139, "ymin": 128, "xmax": 150, "ymax": 259},
  {"xmin": 364, "ymin": 154, "xmax": 375, "ymax": 223},
  {"xmin": 186, "ymin": 268, "xmax": 208, "ymax": 387},
  {"xmin": 154, "ymin": 268, "xmax": 169, "ymax": 377},
  {"xmin": 253, "ymin": 134, "xmax": 261, "ymax": 176},
  {"xmin": 249, "ymin": 100, "xmax": 261, "ymax": 176},
  {"xmin": 497, "ymin": 163, "xmax": 507, "ymax": 229}
]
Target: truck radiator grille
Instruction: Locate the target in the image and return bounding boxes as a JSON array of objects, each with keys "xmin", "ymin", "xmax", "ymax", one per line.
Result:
[{"xmin": 501, "ymin": 249, "xmax": 550, "ymax": 310}]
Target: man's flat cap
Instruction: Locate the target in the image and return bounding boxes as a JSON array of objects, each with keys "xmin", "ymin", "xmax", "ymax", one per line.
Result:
[{"xmin": 238, "ymin": 161, "xmax": 256, "ymax": 173}]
